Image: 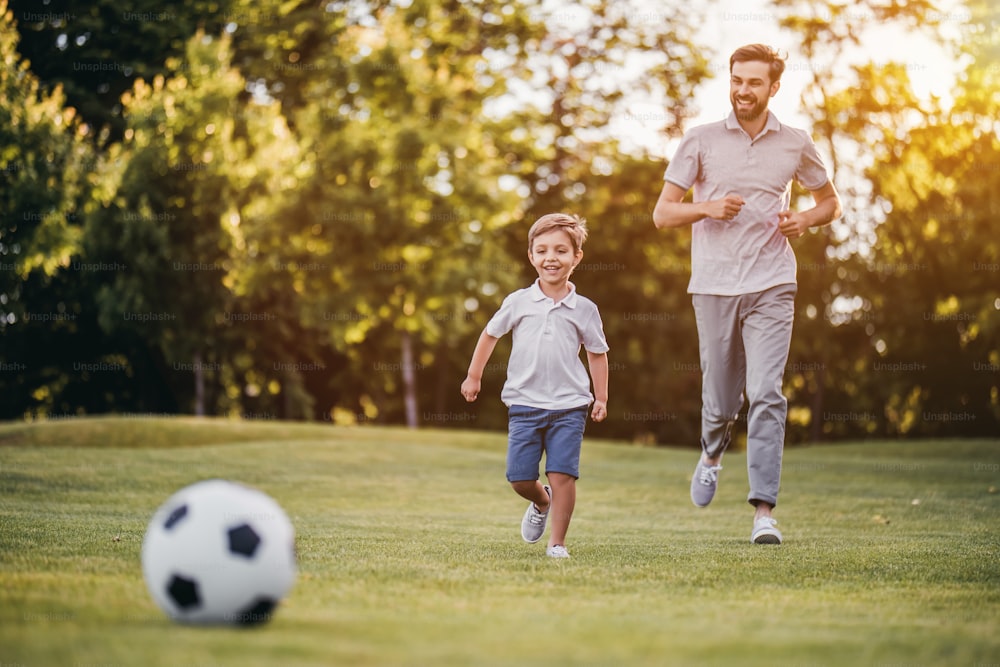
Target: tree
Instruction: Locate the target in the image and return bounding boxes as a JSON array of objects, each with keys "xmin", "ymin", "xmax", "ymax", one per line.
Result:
[
  {"xmin": 236, "ymin": 0, "xmax": 531, "ymax": 427},
  {"xmin": 458, "ymin": 0, "xmax": 713, "ymax": 441},
  {"xmin": 843, "ymin": 2, "xmax": 1000, "ymax": 436},
  {"xmin": 8, "ymin": 0, "xmax": 234, "ymax": 142},
  {"xmin": 775, "ymin": 0, "xmax": 1000, "ymax": 437},
  {"xmin": 246, "ymin": 0, "xmax": 714, "ymax": 430},
  {"xmin": 0, "ymin": 0, "xmax": 111, "ymax": 417},
  {"xmin": 86, "ymin": 32, "xmax": 306, "ymax": 417}
]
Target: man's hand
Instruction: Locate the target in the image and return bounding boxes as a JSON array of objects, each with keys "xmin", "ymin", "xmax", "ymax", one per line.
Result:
[
  {"xmin": 777, "ymin": 210, "xmax": 810, "ymax": 238},
  {"xmin": 704, "ymin": 194, "xmax": 745, "ymax": 221}
]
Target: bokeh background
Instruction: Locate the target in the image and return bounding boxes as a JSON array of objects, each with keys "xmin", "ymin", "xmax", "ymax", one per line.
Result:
[{"xmin": 1, "ymin": 0, "xmax": 997, "ymax": 444}]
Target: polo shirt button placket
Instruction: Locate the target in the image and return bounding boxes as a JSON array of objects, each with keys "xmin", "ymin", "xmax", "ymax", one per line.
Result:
[{"xmin": 543, "ymin": 304, "xmax": 554, "ymax": 337}]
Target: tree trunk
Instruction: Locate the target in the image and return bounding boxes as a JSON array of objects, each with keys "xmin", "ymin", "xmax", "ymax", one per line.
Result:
[
  {"xmin": 810, "ymin": 364, "xmax": 825, "ymax": 443},
  {"xmin": 401, "ymin": 330, "xmax": 418, "ymax": 429},
  {"xmin": 434, "ymin": 340, "xmax": 449, "ymax": 416},
  {"xmin": 193, "ymin": 349, "xmax": 205, "ymax": 416}
]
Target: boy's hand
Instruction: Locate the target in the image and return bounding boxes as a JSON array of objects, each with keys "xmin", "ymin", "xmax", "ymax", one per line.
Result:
[
  {"xmin": 460, "ymin": 377, "xmax": 481, "ymax": 402},
  {"xmin": 590, "ymin": 400, "xmax": 607, "ymax": 422}
]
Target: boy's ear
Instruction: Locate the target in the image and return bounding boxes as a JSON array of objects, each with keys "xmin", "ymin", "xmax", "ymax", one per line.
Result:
[{"xmin": 573, "ymin": 249, "xmax": 584, "ymax": 267}]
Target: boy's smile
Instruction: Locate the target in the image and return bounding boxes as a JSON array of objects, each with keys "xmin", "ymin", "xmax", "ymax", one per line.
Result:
[{"xmin": 529, "ymin": 228, "xmax": 582, "ymax": 299}]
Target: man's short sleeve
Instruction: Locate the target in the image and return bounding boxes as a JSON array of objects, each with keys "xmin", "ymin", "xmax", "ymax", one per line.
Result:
[
  {"xmin": 662, "ymin": 132, "xmax": 701, "ymax": 191},
  {"xmin": 795, "ymin": 135, "xmax": 831, "ymax": 191}
]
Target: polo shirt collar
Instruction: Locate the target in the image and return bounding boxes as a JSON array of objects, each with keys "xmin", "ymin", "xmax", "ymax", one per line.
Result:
[
  {"xmin": 725, "ymin": 110, "xmax": 781, "ymax": 139},
  {"xmin": 529, "ymin": 279, "xmax": 578, "ymax": 307}
]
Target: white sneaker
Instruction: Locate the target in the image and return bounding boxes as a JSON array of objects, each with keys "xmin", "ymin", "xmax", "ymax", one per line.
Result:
[
  {"xmin": 520, "ymin": 485, "xmax": 551, "ymax": 543},
  {"xmin": 751, "ymin": 516, "xmax": 782, "ymax": 544},
  {"xmin": 546, "ymin": 545, "xmax": 570, "ymax": 559},
  {"xmin": 691, "ymin": 458, "xmax": 722, "ymax": 507}
]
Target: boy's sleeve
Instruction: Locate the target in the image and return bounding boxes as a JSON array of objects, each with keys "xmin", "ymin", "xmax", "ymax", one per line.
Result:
[
  {"xmin": 581, "ymin": 306, "xmax": 609, "ymax": 354},
  {"xmin": 484, "ymin": 294, "xmax": 516, "ymax": 338}
]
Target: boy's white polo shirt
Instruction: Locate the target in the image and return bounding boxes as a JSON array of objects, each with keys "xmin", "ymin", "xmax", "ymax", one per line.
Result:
[{"xmin": 486, "ymin": 279, "xmax": 609, "ymax": 410}]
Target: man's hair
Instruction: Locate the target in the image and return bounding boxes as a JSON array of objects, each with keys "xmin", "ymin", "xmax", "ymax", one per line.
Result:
[
  {"xmin": 528, "ymin": 213, "xmax": 588, "ymax": 254},
  {"xmin": 729, "ymin": 44, "xmax": 786, "ymax": 84}
]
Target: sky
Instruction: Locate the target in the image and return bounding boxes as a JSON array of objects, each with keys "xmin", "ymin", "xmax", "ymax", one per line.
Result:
[{"xmin": 617, "ymin": 0, "xmax": 971, "ymax": 158}]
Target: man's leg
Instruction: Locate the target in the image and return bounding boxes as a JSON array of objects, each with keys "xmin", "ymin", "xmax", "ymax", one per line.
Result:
[
  {"xmin": 689, "ymin": 294, "xmax": 747, "ymax": 507},
  {"xmin": 740, "ymin": 284, "xmax": 797, "ymax": 512},
  {"xmin": 692, "ymin": 294, "xmax": 748, "ymax": 462}
]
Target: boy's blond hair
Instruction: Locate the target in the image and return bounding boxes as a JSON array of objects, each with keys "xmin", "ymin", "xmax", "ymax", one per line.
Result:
[{"xmin": 527, "ymin": 213, "xmax": 589, "ymax": 254}]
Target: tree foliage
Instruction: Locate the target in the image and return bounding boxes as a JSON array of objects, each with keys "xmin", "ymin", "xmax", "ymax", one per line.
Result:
[
  {"xmin": 8, "ymin": 0, "xmax": 234, "ymax": 142},
  {"xmin": 0, "ymin": 0, "xmax": 107, "ymax": 415},
  {"xmin": 771, "ymin": 0, "xmax": 1000, "ymax": 438},
  {"xmin": 2, "ymin": 0, "xmax": 996, "ymax": 441}
]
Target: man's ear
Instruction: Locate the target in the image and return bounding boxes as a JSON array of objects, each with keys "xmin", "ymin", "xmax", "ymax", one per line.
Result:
[{"xmin": 770, "ymin": 79, "xmax": 781, "ymax": 98}]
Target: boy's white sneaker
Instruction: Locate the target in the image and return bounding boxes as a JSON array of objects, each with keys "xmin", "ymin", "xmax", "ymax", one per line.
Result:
[
  {"xmin": 520, "ymin": 485, "xmax": 551, "ymax": 543},
  {"xmin": 751, "ymin": 516, "xmax": 782, "ymax": 544},
  {"xmin": 546, "ymin": 545, "xmax": 570, "ymax": 559}
]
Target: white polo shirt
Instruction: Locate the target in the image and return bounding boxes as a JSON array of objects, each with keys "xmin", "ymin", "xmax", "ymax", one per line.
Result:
[
  {"xmin": 486, "ymin": 279, "xmax": 609, "ymax": 410},
  {"xmin": 663, "ymin": 111, "xmax": 831, "ymax": 296}
]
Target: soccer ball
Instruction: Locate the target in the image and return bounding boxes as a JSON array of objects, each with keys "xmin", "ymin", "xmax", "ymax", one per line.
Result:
[{"xmin": 141, "ymin": 479, "xmax": 297, "ymax": 625}]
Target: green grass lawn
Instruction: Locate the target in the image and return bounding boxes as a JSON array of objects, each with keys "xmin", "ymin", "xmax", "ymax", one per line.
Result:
[{"xmin": 1, "ymin": 417, "xmax": 998, "ymax": 667}]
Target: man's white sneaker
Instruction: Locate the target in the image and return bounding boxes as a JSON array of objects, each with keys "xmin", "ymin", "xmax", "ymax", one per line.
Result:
[
  {"xmin": 691, "ymin": 458, "xmax": 722, "ymax": 507},
  {"xmin": 520, "ymin": 485, "xmax": 551, "ymax": 543},
  {"xmin": 751, "ymin": 516, "xmax": 783, "ymax": 544},
  {"xmin": 546, "ymin": 545, "xmax": 570, "ymax": 559}
]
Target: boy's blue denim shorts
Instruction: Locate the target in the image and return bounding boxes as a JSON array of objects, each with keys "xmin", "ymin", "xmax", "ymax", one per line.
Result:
[{"xmin": 506, "ymin": 404, "xmax": 589, "ymax": 482}]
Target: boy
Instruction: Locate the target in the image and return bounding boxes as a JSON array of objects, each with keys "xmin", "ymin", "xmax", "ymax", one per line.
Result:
[{"xmin": 461, "ymin": 213, "xmax": 609, "ymax": 559}]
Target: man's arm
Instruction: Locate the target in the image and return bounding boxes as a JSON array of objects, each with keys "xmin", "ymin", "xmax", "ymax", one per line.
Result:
[
  {"xmin": 652, "ymin": 181, "xmax": 746, "ymax": 229},
  {"xmin": 777, "ymin": 180, "xmax": 843, "ymax": 239}
]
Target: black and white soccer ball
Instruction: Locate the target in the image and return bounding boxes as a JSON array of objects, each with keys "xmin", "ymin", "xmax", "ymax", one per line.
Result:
[{"xmin": 141, "ymin": 479, "xmax": 297, "ymax": 626}]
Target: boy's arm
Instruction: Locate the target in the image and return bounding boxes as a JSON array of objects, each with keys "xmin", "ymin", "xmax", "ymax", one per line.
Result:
[
  {"xmin": 461, "ymin": 329, "xmax": 500, "ymax": 402},
  {"xmin": 587, "ymin": 351, "xmax": 609, "ymax": 422}
]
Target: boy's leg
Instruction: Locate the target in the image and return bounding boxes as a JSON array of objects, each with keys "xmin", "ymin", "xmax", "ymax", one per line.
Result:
[
  {"xmin": 740, "ymin": 284, "xmax": 796, "ymax": 510},
  {"xmin": 543, "ymin": 407, "xmax": 587, "ymax": 548},
  {"xmin": 507, "ymin": 405, "xmax": 545, "ymax": 491},
  {"xmin": 506, "ymin": 406, "xmax": 550, "ymax": 534},
  {"xmin": 546, "ymin": 472, "xmax": 575, "ymax": 548},
  {"xmin": 510, "ymin": 480, "xmax": 550, "ymax": 512}
]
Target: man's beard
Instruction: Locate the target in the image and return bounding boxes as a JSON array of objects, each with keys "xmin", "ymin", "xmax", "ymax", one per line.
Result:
[{"xmin": 731, "ymin": 93, "xmax": 767, "ymax": 122}]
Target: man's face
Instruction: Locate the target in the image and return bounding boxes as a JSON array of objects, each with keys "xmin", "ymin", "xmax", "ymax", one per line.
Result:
[{"xmin": 730, "ymin": 60, "xmax": 779, "ymax": 122}]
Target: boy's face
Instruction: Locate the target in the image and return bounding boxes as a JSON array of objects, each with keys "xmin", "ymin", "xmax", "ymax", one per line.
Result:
[{"xmin": 528, "ymin": 228, "xmax": 583, "ymax": 287}]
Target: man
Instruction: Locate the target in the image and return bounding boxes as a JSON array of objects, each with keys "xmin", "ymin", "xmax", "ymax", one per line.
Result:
[{"xmin": 652, "ymin": 44, "xmax": 842, "ymax": 544}]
